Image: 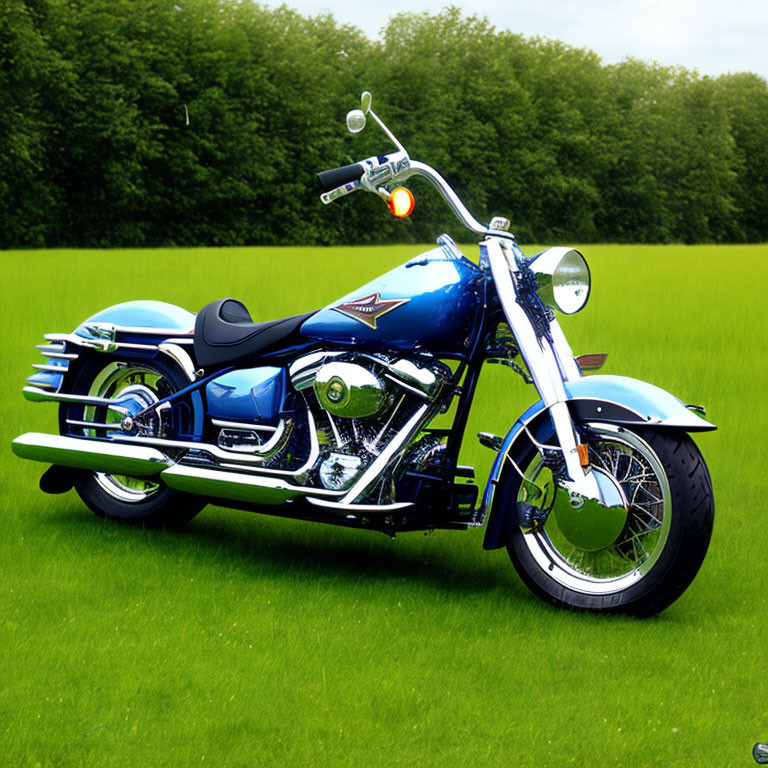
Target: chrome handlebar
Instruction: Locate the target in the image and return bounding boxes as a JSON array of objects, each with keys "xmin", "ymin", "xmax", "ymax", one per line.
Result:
[
  {"xmin": 320, "ymin": 96, "xmax": 517, "ymax": 241},
  {"xmin": 401, "ymin": 160, "xmax": 516, "ymax": 241},
  {"xmin": 321, "ymin": 152, "xmax": 516, "ymax": 242}
]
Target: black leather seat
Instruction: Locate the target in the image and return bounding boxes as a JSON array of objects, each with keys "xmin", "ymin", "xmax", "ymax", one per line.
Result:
[{"xmin": 194, "ymin": 298, "xmax": 315, "ymax": 369}]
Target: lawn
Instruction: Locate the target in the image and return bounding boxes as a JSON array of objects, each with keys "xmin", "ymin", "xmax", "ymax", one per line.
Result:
[{"xmin": 1, "ymin": 242, "xmax": 767, "ymax": 767}]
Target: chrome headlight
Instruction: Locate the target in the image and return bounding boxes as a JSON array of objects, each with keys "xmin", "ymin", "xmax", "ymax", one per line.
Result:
[{"xmin": 529, "ymin": 247, "xmax": 590, "ymax": 315}]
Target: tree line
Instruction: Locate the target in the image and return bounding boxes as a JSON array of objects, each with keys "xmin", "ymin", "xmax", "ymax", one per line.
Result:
[{"xmin": 2, "ymin": 0, "xmax": 767, "ymax": 248}]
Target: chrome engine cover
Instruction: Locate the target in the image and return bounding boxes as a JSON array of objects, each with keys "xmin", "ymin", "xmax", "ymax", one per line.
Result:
[{"xmin": 313, "ymin": 361, "xmax": 388, "ymax": 418}]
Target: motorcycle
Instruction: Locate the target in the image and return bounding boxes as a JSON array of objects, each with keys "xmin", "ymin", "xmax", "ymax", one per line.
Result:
[{"xmin": 12, "ymin": 91, "xmax": 715, "ymax": 616}]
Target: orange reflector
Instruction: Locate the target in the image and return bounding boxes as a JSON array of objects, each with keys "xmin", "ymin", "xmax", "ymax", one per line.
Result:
[
  {"xmin": 576, "ymin": 353, "xmax": 608, "ymax": 371},
  {"xmin": 577, "ymin": 443, "xmax": 589, "ymax": 468},
  {"xmin": 387, "ymin": 187, "xmax": 415, "ymax": 218}
]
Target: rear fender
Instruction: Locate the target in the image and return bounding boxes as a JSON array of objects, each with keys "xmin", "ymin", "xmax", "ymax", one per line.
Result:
[
  {"xmin": 481, "ymin": 374, "xmax": 716, "ymax": 550},
  {"xmin": 23, "ymin": 301, "xmax": 203, "ymax": 436}
]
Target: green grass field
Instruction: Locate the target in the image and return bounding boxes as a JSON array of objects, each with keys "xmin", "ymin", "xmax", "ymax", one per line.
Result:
[{"xmin": 1, "ymin": 243, "xmax": 767, "ymax": 767}]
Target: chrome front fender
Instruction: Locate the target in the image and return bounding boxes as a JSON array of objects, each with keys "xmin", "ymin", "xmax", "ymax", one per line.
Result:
[{"xmin": 480, "ymin": 374, "xmax": 716, "ymax": 550}]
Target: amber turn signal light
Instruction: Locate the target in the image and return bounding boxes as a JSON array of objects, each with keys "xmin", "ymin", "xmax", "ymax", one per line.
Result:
[{"xmin": 387, "ymin": 187, "xmax": 415, "ymax": 218}]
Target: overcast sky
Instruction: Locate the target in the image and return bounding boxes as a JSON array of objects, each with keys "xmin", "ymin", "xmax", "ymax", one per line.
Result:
[{"xmin": 262, "ymin": 0, "xmax": 768, "ymax": 80}]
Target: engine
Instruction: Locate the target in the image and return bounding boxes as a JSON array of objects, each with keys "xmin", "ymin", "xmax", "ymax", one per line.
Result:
[{"xmin": 289, "ymin": 351, "xmax": 452, "ymax": 495}]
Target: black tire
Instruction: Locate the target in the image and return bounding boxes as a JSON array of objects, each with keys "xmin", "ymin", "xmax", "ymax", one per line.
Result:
[
  {"xmin": 504, "ymin": 425, "xmax": 714, "ymax": 616},
  {"xmin": 61, "ymin": 356, "xmax": 205, "ymax": 528}
]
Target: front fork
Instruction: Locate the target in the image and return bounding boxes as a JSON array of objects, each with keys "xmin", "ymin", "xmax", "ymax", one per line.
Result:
[{"xmin": 485, "ymin": 237, "xmax": 604, "ymax": 504}]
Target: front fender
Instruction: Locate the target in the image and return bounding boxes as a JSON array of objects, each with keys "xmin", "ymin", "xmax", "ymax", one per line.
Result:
[{"xmin": 481, "ymin": 374, "xmax": 716, "ymax": 550}]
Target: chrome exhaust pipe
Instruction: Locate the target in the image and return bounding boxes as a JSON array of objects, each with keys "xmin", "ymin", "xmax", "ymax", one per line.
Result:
[
  {"xmin": 160, "ymin": 464, "xmax": 344, "ymax": 506},
  {"xmin": 11, "ymin": 432, "xmax": 171, "ymax": 477}
]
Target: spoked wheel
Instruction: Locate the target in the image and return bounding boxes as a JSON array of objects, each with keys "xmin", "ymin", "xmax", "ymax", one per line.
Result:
[
  {"xmin": 62, "ymin": 357, "xmax": 204, "ymax": 528},
  {"xmin": 505, "ymin": 424, "xmax": 714, "ymax": 616}
]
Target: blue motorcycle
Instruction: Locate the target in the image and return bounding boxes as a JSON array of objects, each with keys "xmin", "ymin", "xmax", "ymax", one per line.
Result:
[{"xmin": 12, "ymin": 92, "xmax": 715, "ymax": 615}]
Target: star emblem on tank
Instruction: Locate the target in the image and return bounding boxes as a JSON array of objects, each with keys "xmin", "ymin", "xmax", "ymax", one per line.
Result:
[{"xmin": 333, "ymin": 293, "xmax": 410, "ymax": 329}]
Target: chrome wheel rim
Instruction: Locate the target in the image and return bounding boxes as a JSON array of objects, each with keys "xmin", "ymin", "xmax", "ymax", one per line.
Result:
[
  {"xmin": 517, "ymin": 424, "xmax": 671, "ymax": 595},
  {"xmin": 80, "ymin": 363, "xmax": 173, "ymax": 503}
]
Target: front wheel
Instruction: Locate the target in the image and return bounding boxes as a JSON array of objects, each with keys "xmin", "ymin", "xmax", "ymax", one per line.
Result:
[{"xmin": 504, "ymin": 424, "xmax": 714, "ymax": 616}]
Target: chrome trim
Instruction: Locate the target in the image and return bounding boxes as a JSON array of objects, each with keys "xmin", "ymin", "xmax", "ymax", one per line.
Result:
[
  {"xmin": 162, "ymin": 337, "xmax": 194, "ymax": 345},
  {"xmin": 307, "ymin": 498, "xmax": 414, "ymax": 513},
  {"xmin": 83, "ymin": 322, "xmax": 117, "ymax": 341},
  {"xmin": 341, "ymin": 403, "xmax": 429, "ymax": 504},
  {"xmin": 112, "ymin": 326, "xmax": 194, "ymax": 336},
  {"xmin": 11, "ymin": 432, "xmax": 170, "ymax": 476},
  {"xmin": 112, "ymin": 342, "xmax": 159, "ymax": 350},
  {"xmin": 216, "ymin": 419, "xmax": 287, "ymax": 454},
  {"xmin": 23, "ymin": 386, "xmax": 115, "ymax": 406},
  {"xmin": 44, "ymin": 332, "xmax": 158, "ymax": 353},
  {"xmin": 32, "ymin": 363, "xmax": 69, "ymax": 373},
  {"xmin": 384, "ymin": 358, "xmax": 440, "ymax": 399},
  {"xmin": 160, "ymin": 465, "xmax": 340, "ymax": 505},
  {"xmin": 36, "ymin": 344, "xmax": 78, "ymax": 360},
  {"xmin": 66, "ymin": 418, "xmax": 121, "ymax": 430},
  {"xmin": 25, "ymin": 378, "xmax": 57, "ymax": 391},
  {"xmin": 158, "ymin": 342, "xmax": 196, "ymax": 382},
  {"xmin": 118, "ymin": 432, "xmax": 288, "ymax": 463},
  {"xmin": 43, "ymin": 352, "xmax": 79, "ymax": 361},
  {"xmin": 211, "ymin": 419, "xmax": 278, "ymax": 433}
]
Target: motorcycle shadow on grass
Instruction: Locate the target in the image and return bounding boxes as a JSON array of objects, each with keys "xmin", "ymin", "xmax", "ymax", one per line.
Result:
[{"xmin": 42, "ymin": 498, "xmax": 533, "ymax": 602}]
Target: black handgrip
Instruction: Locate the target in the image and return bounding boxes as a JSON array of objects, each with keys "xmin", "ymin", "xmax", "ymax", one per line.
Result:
[{"xmin": 317, "ymin": 163, "xmax": 364, "ymax": 192}]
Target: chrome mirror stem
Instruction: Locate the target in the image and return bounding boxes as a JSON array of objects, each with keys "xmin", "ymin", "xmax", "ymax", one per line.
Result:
[{"xmin": 367, "ymin": 109, "xmax": 407, "ymax": 155}]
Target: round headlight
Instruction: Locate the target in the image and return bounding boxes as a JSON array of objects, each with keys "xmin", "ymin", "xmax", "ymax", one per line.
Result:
[{"xmin": 529, "ymin": 247, "xmax": 590, "ymax": 315}]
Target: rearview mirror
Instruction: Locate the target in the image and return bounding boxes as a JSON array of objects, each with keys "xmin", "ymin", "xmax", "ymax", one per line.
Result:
[
  {"xmin": 346, "ymin": 109, "xmax": 366, "ymax": 134},
  {"xmin": 361, "ymin": 91, "xmax": 372, "ymax": 114}
]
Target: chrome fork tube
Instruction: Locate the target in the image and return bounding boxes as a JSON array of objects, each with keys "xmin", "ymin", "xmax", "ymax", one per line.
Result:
[
  {"xmin": 486, "ymin": 238, "xmax": 597, "ymax": 497},
  {"xmin": 548, "ymin": 318, "xmax": 582, "ymax": 382}
]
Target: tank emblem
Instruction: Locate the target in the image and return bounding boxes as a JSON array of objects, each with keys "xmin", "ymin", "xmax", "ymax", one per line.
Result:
[{"xmin": 333, "ymin": 293, "xmax": 410, "ymax": 329}]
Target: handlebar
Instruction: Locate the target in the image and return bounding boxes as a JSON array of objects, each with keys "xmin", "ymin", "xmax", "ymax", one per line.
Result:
[
  {"xmin": 317, "ymin": 163, "xmax": 365, "ymax": 192},
  {"xmin": 318, "ymin": 98, "xmax": 517, "ymax": 242}
]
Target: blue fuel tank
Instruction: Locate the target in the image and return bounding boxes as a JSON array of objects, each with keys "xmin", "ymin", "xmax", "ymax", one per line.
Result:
[{"xmin": 300, "ymin": 237, "xmax": 485, "ymax": 355}]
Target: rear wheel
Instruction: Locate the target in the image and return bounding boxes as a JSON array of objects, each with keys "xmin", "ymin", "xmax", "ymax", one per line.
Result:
[
  {"xmin": 62, "ymin": 357, "xmax": 205, "ymax": 528},
  {"xmin": 505, "ymin": 424, "xmax": 713, "ymax": 616}
]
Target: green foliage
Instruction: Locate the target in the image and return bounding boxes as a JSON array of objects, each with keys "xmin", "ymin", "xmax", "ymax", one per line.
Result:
[{"xmin": 1, "ymin": 1, "xmax": 767, "ymax": 247}]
